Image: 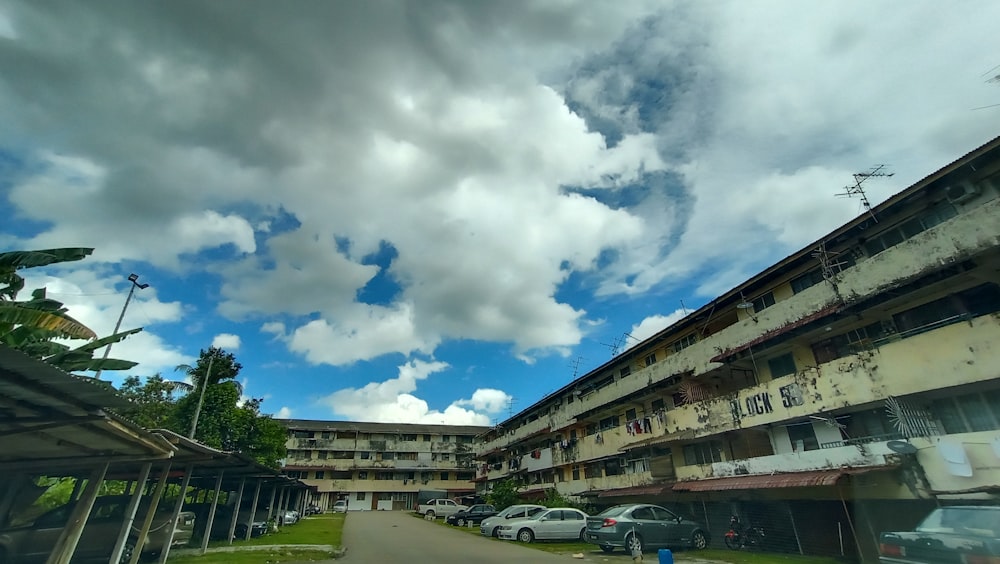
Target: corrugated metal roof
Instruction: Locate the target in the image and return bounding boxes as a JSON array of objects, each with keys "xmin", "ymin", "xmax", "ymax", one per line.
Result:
[
  {"xmin": 671, "ymin": 466, "xmax": 895, "ymax": 492},
  {"xmin": 597, "ymin": 484, "xmax": 672, "ymax": 498}
]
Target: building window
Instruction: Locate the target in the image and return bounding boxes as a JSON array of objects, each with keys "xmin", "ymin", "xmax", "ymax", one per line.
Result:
[
  {"xmin": 440, "ymin": 472, "xmax": 449, "ymax": 481},
  {"xmin": 317, "ymin": 451, "xmax": 329, "ymax": 459},
  {"xmin": 359, "ymin": 451, "xmax": 371, "ymax": 459},
  {"xmin": 786, "ymin": 423, "xmax": 819, "ymax": 452},
  {"xmin": 292, "ymin": 431, "xmax": 312, "ymax": 439},
  {"xmin": 584, "ymin": 463, "xmax": 602, "ymax": 479},
  {"xmin": 422, "ymin": 434, "xmax": 432, "ymax": 441},
  {"xmin": 767, "ymin": 353, "xmax": 797, "ymax": 378},
  {"xmin": 598, "ymin": 415, "xmax": 619, "ymax": 432},
  {"xmin": 603, "ymin": 459, "xmax": 623, "ymax": 476},
  {"xmin": 567, "ymin": 393, "xmax": 574, "ymax": 404},
  {"xmin": 320, "ymin": 431, "xmax": 331, "ymax": 439},
  {"xmin": 572, "ymin": 466, "xmax": 580, "ymax": 480},
  {"xmin": 932, "ymin": 391, "xmax": 1000, "ymax": 434},
  {"xmin": 314, "ymin": 471, "xmax": 325, "ymax": 479},
  {"xmin": 864, "ymin": 203, "xmax": 958, "ymax": 257},
  {"xmin": 286, "ymin": 471, "xmax": 301, "ymax": 479},
  {"xmin": 644, "ymin": 353, "xmax": 656, "ymax": 367},
  {"xmin": 651, "ymin": 398, "xmax": 665, "ymax": 411},
  {"xmin": 356, "ymin": 492, "xmax": 366, "ymax": 500},
  {"xmin": 752, "ymin": 292, "xmax": 776, "ymax": 313},
  {"xmin": 456, "ymin": 472, "xmax": 474, "ymax": 481},
  {"xmin": 358, "ymin": 471, "xmax": 368, "ymax": 480},
  {"xmin": 625, "ymin": 408, "xmax": 637, "ymax": 421},
  {"xmin": 398, "ymin": 452, "xmax": 417, "ymax": 461},
  {"xmin": 791, "ymin": 269, "xmax": 826, "ymax": 294},
  {"xmin": 401, "ymin": 434, "xmax": 417, "ymax": 441},
  {"xmin": 375, "ymin": 472, "xmax": 392, "ymax": 480},
  {"xmin": 619, "ymin": 365, "xmax": 631, "ymax": 378},
  {"xmin": 672, "ymin": 333, "xmax": 698, "ymax": 353},
  {"xmin": 682, "ymin": 442, "xmax": 723, "ymax": 466},
  {"xmin": 381, "ymin": 452, "xmax": 395, "ymax": 460},
  {"xmin": 441, "ymin": 435, "xmax": 451, "ymax": 442}
]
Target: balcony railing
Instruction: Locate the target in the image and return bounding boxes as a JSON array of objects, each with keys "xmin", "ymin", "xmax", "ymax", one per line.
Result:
[{"xmin": 820, "ymin": 432, "xmax": 904, "ymax": 450}]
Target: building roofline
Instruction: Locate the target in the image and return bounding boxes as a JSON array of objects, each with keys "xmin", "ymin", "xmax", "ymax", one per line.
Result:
[
  {"xmin": 278, "ymin": 418, "xmax": 490, "ymax": 435},
  {"xmin": 488, "ymin": 134, "xmax": 1000, "ymax": 431}
]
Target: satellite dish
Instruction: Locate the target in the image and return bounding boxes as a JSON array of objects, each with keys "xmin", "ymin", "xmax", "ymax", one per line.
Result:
[
  {"xmin": 736, "ymin": 302, "xmax": 755, "ymax": 310},
  {"xmin": 886, "ymin": 440, "xmax": 918, "ymax": 455}
]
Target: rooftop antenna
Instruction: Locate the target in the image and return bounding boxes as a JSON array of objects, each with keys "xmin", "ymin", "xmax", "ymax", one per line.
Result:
[
  {"xmin": 569, "ymin": 356, "xmax": 585, "ymax": 378},
  {"xmin": 600, "ymin": 332, "xmax": 636, "ymax": 357},
  {"xmin": 680, "ymin": 299, "xmax": 689, "ymax": 316},
  {"xmin": 506, "ymin": 397, "xmax": 517, "ymax": 418},
  {"xmin": 837, "ymin": 164, "xmax": 893, "ymax": 222}
]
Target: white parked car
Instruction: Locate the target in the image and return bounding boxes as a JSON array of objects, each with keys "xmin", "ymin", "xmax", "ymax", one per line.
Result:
[
  {"xmin": 332, "ymin": 500, "xmax": 348, "ymax": 513},
  {"xmin": 480, "ymin": 504, "xmax": 546, "ymax": 537},
  {"xmin": 497, "ymin": 507, "xmax": 589, "ymax": 543}
]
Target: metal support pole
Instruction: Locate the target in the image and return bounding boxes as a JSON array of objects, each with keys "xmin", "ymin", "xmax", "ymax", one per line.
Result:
[
  {"xmin": 129, "ymin": 464, "xmax": 170, "ymax": 564},
  {"xmin": 266, "ymin": 486, "xmax": 277, "ymax": 531},
  {"xmin": 95, "ymin": 274, "xmax": 146, "ymax": 380},
  {"xmin": 199, "ymin": 471, "xmax": 224, "ymax": 554},
  {"xmin": 245, "ymin": 480, "xmax": 263, "ymax": 541},
  {"xmin": 227, "ymin": 477, "xmax": 246, "ymax": 545},
  {"xmin": 46, "ymin": 463, "xmax": 108, "ymax": 564},
  {"xmin": 787, "ymin": 502, "xmax": 804, "ymax": 555},
  {"xmin": 189, "ymin": 354, "xmax": 215, "ymax": 439},
  {"xmin": 275, "ymin": 487, "xmax": 286, "ymax": 528},
  {"xmin": 69, "ymin": 475, "xmax": 84, "ymax": 501},
  {"xmin": 839, "ymin": 487, "xmax": 865, "ymax": 561},
  {"xmin": 110, "ymin": 463, "xmax": 151, "ymax": 564},
  {"xmin": 156, "ymin": 465, "xmax": 193, "ymax": 564}
]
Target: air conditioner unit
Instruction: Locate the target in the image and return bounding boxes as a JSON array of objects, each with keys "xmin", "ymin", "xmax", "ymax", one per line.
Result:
[{"xmin": 946, "ymin": 182, "xmax": 981, "ymax": 204}]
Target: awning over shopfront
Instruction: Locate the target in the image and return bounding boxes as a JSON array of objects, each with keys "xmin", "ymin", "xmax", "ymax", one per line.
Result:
[
  {"xmin": 672, "ymin": 466, "xmax": 894, "ymax": 492},
  {"xmin": 597, "ymin": 484, "xmax": 672, "ymax": 498}
]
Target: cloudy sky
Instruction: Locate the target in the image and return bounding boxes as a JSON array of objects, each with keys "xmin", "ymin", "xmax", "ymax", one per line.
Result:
[{"xmin": 1, "ymin": 1, "xmax": 997, "ymax": 425}]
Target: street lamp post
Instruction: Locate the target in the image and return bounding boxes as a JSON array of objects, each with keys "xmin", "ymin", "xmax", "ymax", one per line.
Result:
[{"xmin": 94, "ymin": 273, "xmax": 148, "ymax": 380}]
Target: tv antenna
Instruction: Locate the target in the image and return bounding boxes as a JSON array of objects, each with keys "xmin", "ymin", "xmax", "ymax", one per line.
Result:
[
  {"xmin": 601, "ymin": 332, "xmax": 639, "ymax": 357},
  {"xmin": 568, "ymin": 356, "xmax": 585, "ymax": 378},
  {"xmin": 837, "ymin": 164, "xmax": 893, "ymax": 222},
  {"xmin": 506, "ymin": 396, "xmax": 517, "ymax": 418}
]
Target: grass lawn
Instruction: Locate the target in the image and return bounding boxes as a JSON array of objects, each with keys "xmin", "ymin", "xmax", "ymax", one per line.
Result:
[
  {"xmin": 211, "ymin": 513, "xmax": 346, "ymax": 548},
  {"xmin": 168, "ymin": 549, "xmax": 335, "ymax": 564},
  {"xmin": 416, "ymin": 513, "xmax": 843, "ymax": 564},
  {"xmin": 168, "ymin": 513, "xmax": 346, "ymax": 563}
]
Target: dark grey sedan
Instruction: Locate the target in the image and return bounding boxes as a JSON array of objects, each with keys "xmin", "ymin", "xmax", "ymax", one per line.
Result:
[{"xmin": 584, "ymin": 503, "xmax": 709, "ymax": 554}]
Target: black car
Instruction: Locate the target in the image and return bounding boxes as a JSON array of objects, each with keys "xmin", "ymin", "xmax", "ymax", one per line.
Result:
[
  {"xmin": 446, "ymin": 504, "xmax": 497, "ymax": 527},
  {"xmin": 879, "ymin": 506, "xmax": 1000, "ymax": 563}
]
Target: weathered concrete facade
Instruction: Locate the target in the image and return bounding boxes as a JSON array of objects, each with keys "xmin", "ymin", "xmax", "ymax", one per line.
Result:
[
  {"xmin": 280, "ymin": 419, "xmax": 487, "ymax": 511},
  {"xmin": 475, "ymin": 136, "xmax": 1000, "ymax": 558}
]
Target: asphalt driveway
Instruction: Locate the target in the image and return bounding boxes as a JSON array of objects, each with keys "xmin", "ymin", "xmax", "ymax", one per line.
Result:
[{"xmin": 337, "ymin": 511, "xmax": 729, "ymax": 564}]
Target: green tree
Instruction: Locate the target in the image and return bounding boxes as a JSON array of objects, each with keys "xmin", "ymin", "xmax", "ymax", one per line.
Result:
[
  {"xmin": 117, "ymin": 373, "xmax": 187, "ymax": 429},
  {"xmin": 169, "ymin": 348, "xmax": 286, "ymax": 467},
  {"xmin": 486, "ymin": 478, "xmax": 522, "ymax": 511}
]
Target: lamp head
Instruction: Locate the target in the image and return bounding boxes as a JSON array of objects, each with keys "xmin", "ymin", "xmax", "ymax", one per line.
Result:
[{"xmin": 128, "ymin": 273, "xmax": 139, "ymax": 283}]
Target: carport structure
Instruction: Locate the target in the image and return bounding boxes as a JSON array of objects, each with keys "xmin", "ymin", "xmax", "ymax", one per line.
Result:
[{"xmin": 0, "ymin": 345, "xmax": 310, "ymax": 563}]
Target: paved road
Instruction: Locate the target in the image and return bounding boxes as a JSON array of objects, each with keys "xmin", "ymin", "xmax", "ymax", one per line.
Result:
[
  {"xmin": 340, "ymin": 511, "xmax": 598, "ymax": 563},
  {"xmin": 337, "ymin": 511, "xmax": 726, "ymax": 564}
]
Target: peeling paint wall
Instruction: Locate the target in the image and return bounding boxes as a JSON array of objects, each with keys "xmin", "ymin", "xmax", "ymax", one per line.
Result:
[
  {"xmin": 675, "ymin": 442, "xmax": 894, "ymax": 480},
  {"xmin": 910, "ymin": 430, "xmax": 1000, "ymax": 498}
]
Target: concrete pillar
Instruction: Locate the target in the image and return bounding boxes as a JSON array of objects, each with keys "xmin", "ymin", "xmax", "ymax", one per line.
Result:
[
  {"xmin": 226, "ymin": 477, "xmax": 246, "ymax": 545},
  {"xmin": 46, "ymin": 463, "xmax": 108, "ymax": 564},
  {"xmin": 110, "ymin": 462, "xmax": 152, "ymax": 564}
]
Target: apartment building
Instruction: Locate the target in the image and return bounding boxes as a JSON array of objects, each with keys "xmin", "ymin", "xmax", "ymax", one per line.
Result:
[
  {"xmin": 475, "ymin": 136, "xmax": 1000, "ymax": 558},
  {"xmin": 281, "ymin": 419, "xmax": 488, "ymax": 511}
]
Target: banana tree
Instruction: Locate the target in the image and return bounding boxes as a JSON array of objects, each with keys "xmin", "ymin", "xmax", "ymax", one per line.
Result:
[{"xmin": 0, "ymin": 248, "xmax": 97, "ymax": 340}]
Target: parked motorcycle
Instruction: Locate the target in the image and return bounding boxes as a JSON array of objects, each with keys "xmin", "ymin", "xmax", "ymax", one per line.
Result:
[{"xmin": 724, "ymin": 515, "xmax": 765, "ymax": 550}]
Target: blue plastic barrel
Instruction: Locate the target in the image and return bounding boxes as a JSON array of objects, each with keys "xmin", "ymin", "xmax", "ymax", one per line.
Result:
[{"xmin": 658, "ymin": 548, "xmax": 674, "ymax": 564}]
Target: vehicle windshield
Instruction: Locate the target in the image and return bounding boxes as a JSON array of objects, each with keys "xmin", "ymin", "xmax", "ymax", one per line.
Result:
[
  {"xmin": 916, "ymin": 508, "xmax": 1000, "ymax": 538},
  {"xmin": 596, "ymin": 506, "xmax": 630, "ymax": 517}
]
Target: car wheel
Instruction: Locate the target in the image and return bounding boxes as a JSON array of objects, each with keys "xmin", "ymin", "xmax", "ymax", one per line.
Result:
[
  {"xmin": 457, "ymin": 518, "xmax": 466, "ymax": 527},
  {"xmin": 517, "ymin": 528, "xmax": 535, "ymax": 543},
  {"xmin": 427, "ymin": 510, "xmax": 435, "ymax": 519},
  {"xmin": 691, "ymin": 530, "xmax": 708, "ymax": 550},
  {"xmin": 600, "ymin": 545, "xmax": 615, "ymax": 553},
  {"xmin": 626, "ymin": 532, "xmax": 643, "ymax": 553},
  {"xmin": 579, "ymin": 528, "xmax": 587, "ymax": 541},
  {"xmin": 491, "ymin": 526, "xmax": 500, "ymax": 538}
]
